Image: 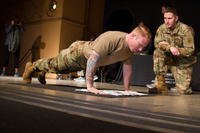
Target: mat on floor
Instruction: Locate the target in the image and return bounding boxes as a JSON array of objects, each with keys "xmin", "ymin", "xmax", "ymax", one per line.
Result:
[
  {"xmin": 10, "ymin": 83, "xmax": 149, "ymax": 98},
  {"xmin": 75, "ymin": 89, "xmax": 148, "ymax": 96}
]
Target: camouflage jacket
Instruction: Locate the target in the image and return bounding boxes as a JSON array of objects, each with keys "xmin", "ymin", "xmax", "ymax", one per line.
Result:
[{"xmin": 154, "ymin": 21, "xmax": 196, "ymax": 67}]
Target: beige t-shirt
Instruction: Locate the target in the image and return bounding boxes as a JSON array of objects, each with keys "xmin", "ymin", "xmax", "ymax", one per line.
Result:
[{"xmin": 83, "ymin": 31, "xmax": 134, "ymax": 67}]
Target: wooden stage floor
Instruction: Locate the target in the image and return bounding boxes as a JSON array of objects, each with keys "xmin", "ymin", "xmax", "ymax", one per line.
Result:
[{"xmin": 0, "ymin": 76, "xmax": 199, "ymax": 133}]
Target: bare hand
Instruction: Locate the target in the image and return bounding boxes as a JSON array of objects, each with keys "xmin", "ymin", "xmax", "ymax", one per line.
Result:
[
  {"xmin": 87, "ymin": 87, "xmax": 104, "ymax": 95},
  {"xmin": 124, "ymin": 90, "xmax": 132, "ymax": 95},
  {"xmin": 170, "ymin": 46, "xmax": 180, "ymax": 56}
]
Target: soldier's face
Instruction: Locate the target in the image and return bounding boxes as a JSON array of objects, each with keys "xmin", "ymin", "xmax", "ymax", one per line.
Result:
[
  {"xmin": 164, "ymin": 12, "xmax": 178, "ymax": 29},
  {"xmin": 129, "ymin": 36, "xmax": 148, "ymax": 52}
]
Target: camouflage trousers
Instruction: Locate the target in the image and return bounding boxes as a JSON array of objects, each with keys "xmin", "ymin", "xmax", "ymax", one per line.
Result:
[
  {"xmin": 153, "ymin": 49, "xmax": 193, "ymax": 92},
  {"xmin": 33, "ymin": 41, "xmax": 87, "ymax": 74}
]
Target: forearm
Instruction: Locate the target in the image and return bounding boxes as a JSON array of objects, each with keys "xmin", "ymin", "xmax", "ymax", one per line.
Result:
[
  {"xmin": 177, "ymin": 47, "xmax": 194, "ymax": 57},
  {"xmin": 156, "ymin": 41, "xmax": 171, "ymax": 52},
  {"xmin": 86, "ymin": 51, "xmax": 99, "ymax": 88},
  {"xmin": 123, "ymin": 64, "xmax": 132, "ymax": 91},
  {"xmin": 154, "ymin": 29, "xmax": 171, "ymax": 52}
]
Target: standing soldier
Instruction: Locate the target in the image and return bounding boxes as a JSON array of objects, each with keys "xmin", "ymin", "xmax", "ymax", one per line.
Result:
[{"xmin": 150, "ymin": 7, "xmax": 196, "ymax": 95}]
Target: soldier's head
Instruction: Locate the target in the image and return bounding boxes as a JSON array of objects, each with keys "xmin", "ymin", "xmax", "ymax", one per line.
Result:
[
  {"xmin": 126, "ymin": 22, "xmax": 151, "ymax": 52},
  {"xmin": 163, "ymin": 7, "xmax": 179, "ymax": 30}
]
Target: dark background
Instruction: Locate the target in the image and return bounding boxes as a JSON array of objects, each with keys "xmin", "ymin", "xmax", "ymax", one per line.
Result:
[{"xmin": 103, "ymin": 0, "xmax": 200, "ymax": 54}]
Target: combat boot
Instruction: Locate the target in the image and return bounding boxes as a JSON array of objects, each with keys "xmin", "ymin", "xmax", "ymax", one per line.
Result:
[
  {"xmin": 38, "ymin": 71, "xmax": 46, "ymax": 84},
  {"xmin": 156, "ymin": 75, "xmax": 169, "ymax": 94},
  {"xmin": 23, "ymin": 62, "xmax": 34, "ymax": 84}
]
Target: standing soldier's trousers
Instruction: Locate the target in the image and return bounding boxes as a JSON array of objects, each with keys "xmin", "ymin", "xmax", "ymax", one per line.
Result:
[{"xmin": 153, "ymin": 49, "xmax": 193, "ymax": 94}]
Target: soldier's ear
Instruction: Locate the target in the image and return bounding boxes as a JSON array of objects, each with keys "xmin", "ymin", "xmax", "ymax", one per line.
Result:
[
  {"xmin": 129, "ymin": 33, "xmax": 137, "ymax": 40},
  {"xmin": 175, "ymin": 16, "xmax": 179, "ymax": 22}
]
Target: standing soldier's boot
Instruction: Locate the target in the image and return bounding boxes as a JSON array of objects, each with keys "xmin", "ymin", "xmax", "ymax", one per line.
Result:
[
  {"xmin": 148, "ymin": 75, "xmax": 169, "ymax": 94},
  {"xmin": 23, "ymin": 62, "xmax": 35, "ymax": 84},
  {"xmin": 156, "ymin": 75, "xmax": 169, "ymax": 94}
]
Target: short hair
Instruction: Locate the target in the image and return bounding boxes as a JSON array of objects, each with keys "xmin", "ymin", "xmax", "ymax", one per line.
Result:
[
  {"xmin": 131, "ymin": 22, "xmax": 152, "ymax": 42},
  {"xmin": 163, "ymin": 7, "xmax": 178, "ymax": 16}
]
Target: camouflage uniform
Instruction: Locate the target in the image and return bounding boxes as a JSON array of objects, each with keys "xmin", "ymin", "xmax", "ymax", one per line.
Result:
[
  {"xmin": 153, "ymin": 21, "xmax": 196, "ymax": 94},
  {"xmin": 32, "ymin": 31, "xmax": 133, "ymax": 75},
  {"xmin": 33, "ymin": 41, "xmax": 87, "ymax": 74}
]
